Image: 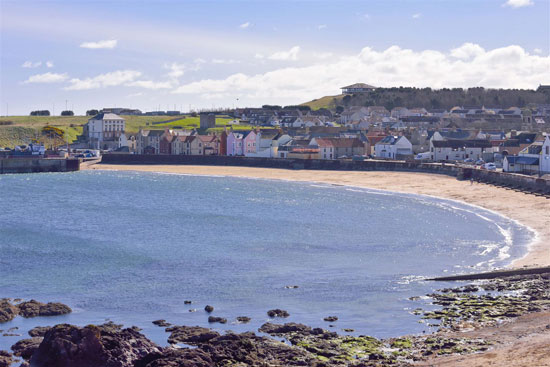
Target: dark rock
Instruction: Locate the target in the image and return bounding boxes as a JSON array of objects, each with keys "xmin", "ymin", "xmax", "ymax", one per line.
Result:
[
  {"xmin": 183, "ymin": 300, "xmax": 192, "ymax": 304},
  {"xmin": 152, "ymin": 320, "xmax": 171, "ymax": 327},
  {"xmin": 323, "ymin": 316, "xmax": 338, "ymax": 322},
  {"xmin": 2, "ymin": 334, "xmax": 21, "ymax": 337},
  {"xmin": 0, "ymin": 300, "xmax": 18, "ymax": 324},
  {"xmin": 284, "ymin": 285, "xmax": 299, "ymax": 289},
  {"xmin": 342, "ymin": 328, "xmax": 355, "ymax": 332},
  {"xmin": 17, "ymin": 300, "xmax": 71, "ymax": 318},
  {"xmin": 166, "ymin": 325, "xmax": 220, "ymax": 345},
  {"xmin": 236, "ymin": 316, "xmax": 251, "ymax": 323},
  {"xmin": 0, "ymin": 350, "xmax": 13, "ymax": 367},
  {"xmin": 29, "ymin": 323, "xmax": 161, "ymax": 367},
  {"xmin": 259, "ymin": 322, "xmax": 312, "ymax": 335},
  {"xmin": 267, "ymin": 309, "xmax": 289, "ymax": 318},
  {"xmin": 10, "ymin": 338, "xmax": 42, "ymax": 360},
  {"xmin": 204, "ymin": 305, "xmax": 214, "ymax": 313},
  {"xmin": 135, "ymin": 348, "xmax": 214, "ymax": 367},
  {"xmin": 207, "ymin": 316, "xmax": 227, "ymax": 324},
  {"xmin": 28, "ymin": 326, "xmax": 51, "ymax": 337},
  {"xmin": 138, "ymin": 331, "xmax": 317, "ymax": 367}
]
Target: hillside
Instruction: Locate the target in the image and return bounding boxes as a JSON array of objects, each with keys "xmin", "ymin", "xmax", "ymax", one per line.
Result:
[
  {"xmin": 0, "ymin": 115, "xmax": 238, "ymax": 148},
  {"xmin": 300, "ymin": 94, "xmax": 344, "ymax": 110},
  {"xmin": 301, "ymin": 87, "xmax": 550, "ymax": 111}
]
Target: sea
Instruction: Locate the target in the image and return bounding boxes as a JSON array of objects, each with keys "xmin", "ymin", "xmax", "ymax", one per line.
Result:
[{"xmin": 0, "ymin": 170, "xmax": 533, "ymax": 350}]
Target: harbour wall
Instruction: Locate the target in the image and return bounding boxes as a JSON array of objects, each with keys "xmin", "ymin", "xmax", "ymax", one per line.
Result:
[
  {"xmin": 101, "ymin": 154, "xmax": 550, "ymax": 195},
  {"xmin": 0, "ymin": 158, "xmax": 80, "ymax": 174}
]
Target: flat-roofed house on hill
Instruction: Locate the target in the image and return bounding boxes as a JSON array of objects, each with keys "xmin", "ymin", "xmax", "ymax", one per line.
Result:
[{"xmin": 340, "ymin": 83, "xmax": 377, "ymax": 94}]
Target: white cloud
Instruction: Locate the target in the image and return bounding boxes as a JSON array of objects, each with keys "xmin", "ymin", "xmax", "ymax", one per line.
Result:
[
  {"xmin": 239, "ymin": 22, "xmax": 251, "ymax": 29},
  {"xmin": 66, "ymin": 70, "xmax": 141, "ymax": 90},
  {"xmin": 46, "ymin": 61, "xmax": 54, "ymax": 68},
  {"xmin": 503, "ymin": 0, "xmax": 534, "ymax": 8},
  {"xmin": 212, "ymin": 58, "xmax": 241, "ymax": 64},
  {"xmin": 254, "ymin": 53, "xmax": 265, "ymax": 59},
  {"xmin": 313, "ymin": 52, "xmax": 334, "ymax": 59},
  {"xmin": 79, "ymin": 39, "xmax": 118, "ymax": 49},
  {"xmin": 127, "ymin": 92, "xmax": 144, "ymax": 98},
  {"xmin": 268, "ymin": 46, "xmax": 300, "ymax": 61},
  {"xmin": 126, "ymin": 80, "xmax": 173, "ymax": 89},
  {"xmin": 363, "ymin": 13, "xmax": 371, "ymax": 20},
  {"xmin": 412, "ymin": 13, "xmax": 422, "ymax": 19},
  {"xmin": 171, "ymin": 44, "xmax": 550, "ymax": 102},
  {"xmin": 22, "ymin": 61, "xmax": 42, "ymax": 68},
  {"xmin": 450, "ymin": 43, "xmax": 485, "ymax": 60},
  {"xmin": 533, "ymin": 48, "xmax": 542, "ymax": 54},
  {"xmin": 23, "ymin": 72, "xmax": 68, "ymax": 83},
  {"xmin": 317, "ymin": 24, "xmax": 327, "ymax": 30},
  {"xmin": 165, "ymin": 62, "xmax": 187, "ymax": 79}
]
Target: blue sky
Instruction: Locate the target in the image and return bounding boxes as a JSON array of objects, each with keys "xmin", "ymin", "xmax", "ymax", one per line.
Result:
[{"xmin": 1, "ymin": 0, "xmax": 549, "ymax": 115}]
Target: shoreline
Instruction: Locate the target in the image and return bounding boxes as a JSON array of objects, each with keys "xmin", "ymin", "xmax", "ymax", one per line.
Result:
[{"xmin": 84, "ymin": 163, "xmax": 550, "ymax": 269}]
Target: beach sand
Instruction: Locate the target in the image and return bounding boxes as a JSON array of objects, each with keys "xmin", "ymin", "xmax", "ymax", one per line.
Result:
[{"xmin": 86, "ymin": 163, "xmax": 550, "ymax": 268}]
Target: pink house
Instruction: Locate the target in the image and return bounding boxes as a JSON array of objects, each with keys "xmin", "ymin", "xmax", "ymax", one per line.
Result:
[
  {"xmin": 226, "ymin": 131, "xmax": 244, "ymax": 156},
  {"xmin": 243, "ymin": 130, "xmax": 261, "ymax": 156}
]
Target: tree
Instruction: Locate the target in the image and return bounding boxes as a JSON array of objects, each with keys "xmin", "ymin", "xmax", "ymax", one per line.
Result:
[
  {"xmin": 30, "ymin": 110, "xmax": 50, "ymax": 116},
  {"xmin": 61, "ymin": 110, "xmax": 74, "ymax": 116},
  {"xmin": 335, "ymin": 106, "xmax": 344, "ymax": 114},
  {"xmin": 262, "ymin": 105, "xmax": 282, "ymax": 110},
  {"xmin": 86, "ymin": 109, "xmax": 99, "ymax": 116}
]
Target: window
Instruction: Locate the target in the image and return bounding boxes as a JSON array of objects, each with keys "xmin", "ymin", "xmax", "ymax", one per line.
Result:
[{"xmin": 546, "ymin": 146, "xmax": 549, "ymax": 155}]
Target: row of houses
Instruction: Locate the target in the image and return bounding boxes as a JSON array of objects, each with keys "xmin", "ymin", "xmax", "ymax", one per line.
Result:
[{"xmin": 133, "ymin": 127, "xmax": 417, "ymax": 161}]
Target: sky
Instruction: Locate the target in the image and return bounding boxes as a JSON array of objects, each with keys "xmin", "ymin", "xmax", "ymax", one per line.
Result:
[{"xmin": 1, "ymin": 0, "xmax": 549, "ymax": 115}]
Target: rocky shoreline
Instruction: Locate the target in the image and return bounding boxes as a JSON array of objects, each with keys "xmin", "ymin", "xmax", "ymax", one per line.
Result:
[{"xmin": 1, "ymin": 272, "xmax": 549, "ymax": 367}]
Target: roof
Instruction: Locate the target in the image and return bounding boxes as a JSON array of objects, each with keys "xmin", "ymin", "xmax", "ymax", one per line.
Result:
[
  {"xmin": 341, "ymin": 83, "xmax": 377, "ymax": 89},
  {"xmin": 89, "ymin": 113, "xmax": 124, "ymax": 121},
  {"xmin": 377, "ymin": 135, "xmax": 404, "ymax": 145},
  {"xmin": 432, "ymin": 139, "xmax": 492, "ymax": 148},
  {"xmin": 516, "ymin": 133, "xmax": 537, "ymax": 144},
  {"xmin": 505, "ymin": 156, "xmax": 540, "ymax": 165},
  {"xmin": 315, "ymin": 137, "xmax": 363, "ymax": 148}
]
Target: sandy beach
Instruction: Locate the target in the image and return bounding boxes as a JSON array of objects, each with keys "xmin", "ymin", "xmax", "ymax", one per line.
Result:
[{"xmin": 86, "ymin": 163, "xmax": 550, "ymax": 268}]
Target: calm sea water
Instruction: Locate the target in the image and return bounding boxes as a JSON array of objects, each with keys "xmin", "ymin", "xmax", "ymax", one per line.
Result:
[{"xmin": 0, "ymin": 170, "xmax": 532, "ymax": 349}]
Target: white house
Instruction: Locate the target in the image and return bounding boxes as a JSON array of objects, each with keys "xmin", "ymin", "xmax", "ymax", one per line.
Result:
[
  {"xmin": 429, "ymin": 139, "xmax": 492, "ymax": 162},
  {"xmin": 85, "ymin": 113, "xmax": 126, "ymax": 149},
  {"xmin": 374, "ymin": 136, "xmax": 413, "ymax": 159}
]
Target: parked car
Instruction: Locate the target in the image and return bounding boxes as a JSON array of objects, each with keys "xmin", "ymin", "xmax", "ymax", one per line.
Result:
[
  {"xmin": 464, "ymin": 158, "xmax": 474, "ymax": 163},
  {"xmin": 483, "ymin": 163, "xmax": 496, "ymax": 170},
  {"xmin": 476, "ymin": 159, "xmax": 485, "ymax": 165}
]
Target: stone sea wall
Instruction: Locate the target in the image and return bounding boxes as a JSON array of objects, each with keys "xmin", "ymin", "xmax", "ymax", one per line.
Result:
[
  {"xmin": 101, "ymin": 154, "xmax": 550, "ymax": 194},
  {"xmin": 0, "ymin": 158, "xmax": 79, "ymax": 174}
]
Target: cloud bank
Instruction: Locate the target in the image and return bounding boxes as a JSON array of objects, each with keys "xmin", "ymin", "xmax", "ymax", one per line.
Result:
[
  {"xmin": 172, "ymin": 44, "xmax": 550, "ymax": 102},
  {"xmin": 23, "ymin": 72, "xmax": 68, "ymax": 83},
  {"xmin": 66, "ymin": 70, "xmax": 141, "ymax": 90},
  {"xmin": 503, "ymin": 0, "xmax": 534, "ymax": 8}
]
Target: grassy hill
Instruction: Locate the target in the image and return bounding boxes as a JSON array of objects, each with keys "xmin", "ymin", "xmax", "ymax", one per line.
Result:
[
  {"xmin": 0, "ymin": 114, "xmax": 259, "ymax": 148},
  {"xmin": 301, "ymin": 95, "xmax": 343, "ymax": 110}
]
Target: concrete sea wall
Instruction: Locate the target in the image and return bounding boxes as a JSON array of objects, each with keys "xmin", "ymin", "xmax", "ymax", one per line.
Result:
[
  {"xmin": 0, "ymin": 158, "xmax": 80, "ymax": 174},
  {"xmin": 101, "ymin": 154, "xmax": 550, "ymax": 195}
]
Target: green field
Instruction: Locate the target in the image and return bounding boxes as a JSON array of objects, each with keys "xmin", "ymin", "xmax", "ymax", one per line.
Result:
[{"xmin": 0, "ymin": 115, "xmax": 250, "ymax": 147}]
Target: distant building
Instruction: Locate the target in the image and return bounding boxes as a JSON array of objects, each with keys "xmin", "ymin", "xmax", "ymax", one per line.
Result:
[
  {"xmin": 340, "ymin": 83, "xmax": 377, "ymax": 94},
  {"xmin": 200, "ymin": 113, "xmax": 216, "ymax": 129},
  {"xmin": 84, "ymin": 113, "xmax": 125, "ymax": 150},
  {"xmin": 374, "ymin": 135, "xmax": 413, "ymax": 159}
]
